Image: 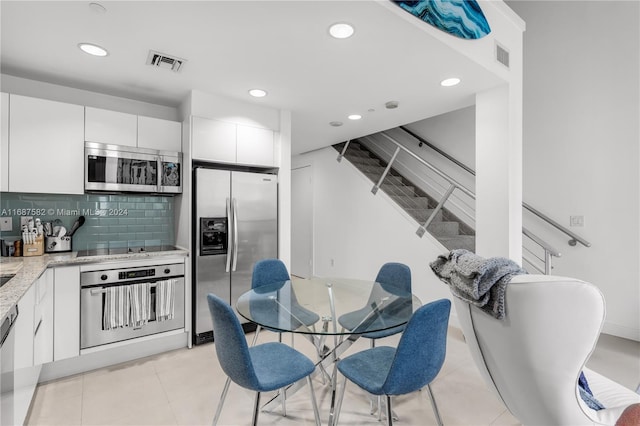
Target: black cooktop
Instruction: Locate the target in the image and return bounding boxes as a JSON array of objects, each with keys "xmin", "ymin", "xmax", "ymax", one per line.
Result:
[{"xmin": 76, "ymin": 245, "xmax": 179, "ymax": 257}]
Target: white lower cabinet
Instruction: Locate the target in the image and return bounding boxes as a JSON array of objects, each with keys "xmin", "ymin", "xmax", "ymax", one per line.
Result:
[
  {"xmin": 12, "ymin": 268, "xmax": 55, "ymax": 425},
  {"xmin": 13, "ymin": 284, "xmax": 36, "ymax": 426},
  {"xmin": 33, "ymin": 269, "xmax": 54, "ymax": 366},
  {"xmin": 53, "ymin": 266, "xmax": 80, "ymax": 361}
]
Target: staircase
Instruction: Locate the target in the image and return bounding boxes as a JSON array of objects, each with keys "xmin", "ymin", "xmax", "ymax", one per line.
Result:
[{"xmin": 334, "ymin": 140, "xmax": 475, "ymax": 251}]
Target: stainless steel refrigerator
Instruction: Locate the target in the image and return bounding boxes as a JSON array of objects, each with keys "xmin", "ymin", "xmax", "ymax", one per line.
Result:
[{"xmin": 192, "ymin": 166, "xmax": 278, "ymax": 345}]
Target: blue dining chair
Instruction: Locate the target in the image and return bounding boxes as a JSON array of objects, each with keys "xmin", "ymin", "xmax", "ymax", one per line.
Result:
[
  {"xmin": 334, "ymin": 298, "xmax": 451, "ymax": 426},
  {"xmin": 251, "ymin": 258, "xmax": 319, "ymax": 345},
  {"xmin": 337, "ymin": 262, "xmax": 413, "ymax": 418},
  {"xmin": 337, "ymin": 262, "xmax": 412, "ymax": 346},
  {"xmin": 207, "ymin": 293, "xmax": 321, "ymax": 426}
]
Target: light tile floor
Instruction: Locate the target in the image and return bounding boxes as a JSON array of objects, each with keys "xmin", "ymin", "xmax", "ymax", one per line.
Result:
[{"xmin": 26, "ymin": 327, "xmax": 639, "ymax": 426}]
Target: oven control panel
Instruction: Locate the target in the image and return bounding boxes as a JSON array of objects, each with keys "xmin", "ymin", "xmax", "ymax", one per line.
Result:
[
  {"xmin": 81, "ymin": 263, "xmax": 185, "ymax": 287},
  {"xmin": 118, "ymin": 269, "xmax": 155, "ymax": 280}
]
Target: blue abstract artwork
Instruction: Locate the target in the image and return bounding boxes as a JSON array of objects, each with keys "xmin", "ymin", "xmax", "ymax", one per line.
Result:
[{"xmin": 393, "ymin": 0, "xmax": 491, "ymax": 40}]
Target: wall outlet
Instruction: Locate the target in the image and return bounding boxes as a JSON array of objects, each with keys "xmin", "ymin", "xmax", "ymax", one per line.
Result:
[
  {"xmin": 0, "ymin": 217, "xmax": 12, "ymax": 231},
  {"xmin": 569, "ymin": 215, "xmax": 584, "ymax": 227}
]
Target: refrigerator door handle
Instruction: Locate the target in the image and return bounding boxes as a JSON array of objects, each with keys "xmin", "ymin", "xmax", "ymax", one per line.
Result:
[
  {"xmin": 232, "ymin": 198, "xmax": 239, "ymax": 272},
  {"xmin": 225, "ymin": 197, "xmax": 232, "ymax": 273}
]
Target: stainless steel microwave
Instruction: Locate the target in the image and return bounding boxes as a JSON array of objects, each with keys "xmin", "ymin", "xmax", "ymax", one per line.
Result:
[{"xmin": 85, "ymin": 142, "xmax": 182, "ymax": 194}]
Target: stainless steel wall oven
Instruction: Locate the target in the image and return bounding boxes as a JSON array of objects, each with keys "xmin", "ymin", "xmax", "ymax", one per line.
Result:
[{"xmin": 80, "ymin": 262, "xmax": 185, "ymax": 350}]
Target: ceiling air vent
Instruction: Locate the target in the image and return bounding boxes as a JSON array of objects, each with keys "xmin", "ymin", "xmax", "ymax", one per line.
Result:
[
  {"xmin": 146, "ymin": 50, "xmax": 186, "ymax": 73},
  {"xmin": 495, "ymin": 42, "xmax": 510, "ymax": 69}
]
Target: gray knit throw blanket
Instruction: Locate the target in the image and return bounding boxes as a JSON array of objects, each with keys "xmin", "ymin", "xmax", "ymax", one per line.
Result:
[{"xmin": 430, "ymin": 249, "xmax": 527, "ymax": 320}]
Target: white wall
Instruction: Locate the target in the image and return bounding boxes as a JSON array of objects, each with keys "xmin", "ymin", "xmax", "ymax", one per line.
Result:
[
  {"xmin": 293, "ymin": 147, "xmax": 455, "ymax": 322},
  {"xmin": 507, "ymin": 0, "xmax": 640, "ymax": 341}
]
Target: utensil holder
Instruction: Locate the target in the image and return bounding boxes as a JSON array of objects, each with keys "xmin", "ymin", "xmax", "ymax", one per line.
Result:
[{"xmin": 45, "ymin": 235, "xmax": 72, "ymax": 253}]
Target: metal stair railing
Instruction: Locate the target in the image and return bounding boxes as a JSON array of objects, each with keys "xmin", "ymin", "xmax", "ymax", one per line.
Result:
[{"xmin": 337, "ymin": 129, "xmax": 586, "ymax": 274}]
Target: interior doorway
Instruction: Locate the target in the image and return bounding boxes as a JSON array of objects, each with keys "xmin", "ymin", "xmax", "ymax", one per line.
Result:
[{"xmin": 291, "ymin": 165, "xmax": 313, "ymax": 278}]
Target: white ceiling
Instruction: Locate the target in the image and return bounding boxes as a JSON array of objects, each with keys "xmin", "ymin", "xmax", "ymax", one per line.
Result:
[{"xmin": 0, "ymin": 1, "xmax": 504, "ymax": 155}]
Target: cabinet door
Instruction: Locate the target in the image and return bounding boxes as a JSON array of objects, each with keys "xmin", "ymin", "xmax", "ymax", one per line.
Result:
[
  {"xmin": 138, "ymin": 116, "xmax": 181, "ymax": 151},
  {"xmin": 191, "ymin": 116, "xmax": 236, "ymax": 163},
  {"xmin": 1, "ymin": 92, "xmax": 8, "ymax": 191},
  {"xmin": 236, "ymin": 125, "xmax": 275, "ymax": 167},
  {"xmin": 9, "ymin": 95, "xmax": 84, "ymax": 194},
  {"xmin": 33, "ymin": 269, "xmax": 53, "ymax": 366},
  {"xmin": 53, "ymin": 266, "xmax": 80, "ymax": 361},
  {"xmin": 13, "ymin": 284, "xmax": 36, "ymax": 426},
  {"xmin": 85, "ymin": 106, "xmax": 137, "ymax": 147}
]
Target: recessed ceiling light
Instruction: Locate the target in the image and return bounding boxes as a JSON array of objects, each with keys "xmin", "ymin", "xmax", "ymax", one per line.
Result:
[
  {"xmin": 329, "ymin": 23, "xmax": 355, "ymax": 39},
  {"xmin": 348, "ymin": 114, "xmax": 362, "ymax": 120},
  {"xmin": 440, "ymin": 77, "xmax": 461, "ymax": 87},
  {"xmin": 248, "ymin": 89, "xmax": 267, "ymax": 98},
  {"xmin": 78, "ymin": 43, "xmax": 108, "ymax": 57},
  {"xmin": 329, "ymin": 121, "xmax": 343, "ymax": 127},
  {"xmin": 385, "ymin": 101, "xmax": 399, "ymax": 109}
]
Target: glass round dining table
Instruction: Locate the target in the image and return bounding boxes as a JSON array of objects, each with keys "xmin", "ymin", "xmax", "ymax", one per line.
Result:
[
  {"xmin": 236, "ymin": 276, "xmax": 422, "ymax": 336},
  {"xmin": 236, "ymin": 276, "xmax": 422, "ymax": 425}
]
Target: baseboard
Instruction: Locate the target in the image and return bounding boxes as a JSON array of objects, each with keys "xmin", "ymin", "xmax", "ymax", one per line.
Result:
[
  {"xmin": 602, "ymin": 321, "xmax": 640, "ymax": 342},
  {"xmin": 39, "ymin": 332, "xmax": 188, "ymax": 383}
]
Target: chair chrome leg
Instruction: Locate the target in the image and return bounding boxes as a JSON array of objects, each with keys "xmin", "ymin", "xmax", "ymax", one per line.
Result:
[
  {"xmin": 426, "ymin": 384, "xmax": 443, "ymax": 426},
  {"xmin": 252, "ymin": 392, "xmax": 261, "ymax": 426},
  {"xmin": 386, "ymin": 395, "xmax": 394, "ymax": 426},
  {"xmin": 377, "ymin": 395, "xmax": 382, "ymax": 421},
  {"xmin": 330, "ymin": 376, "xmax": 348, "ymax": 426},
  {"xmin": 212, "ymin": 377, "xmax": 231, "ymax": 426},
  {"xmin": 251, "ymin": 326, "xmax": 262, "ymax": 346},
  {"xmin": 307, "ymin": 376, "xmax": 321, "ymax": 426},
  {"xmin": 281, "ymin": 387, "xmax": 286, "ymax": 416}
]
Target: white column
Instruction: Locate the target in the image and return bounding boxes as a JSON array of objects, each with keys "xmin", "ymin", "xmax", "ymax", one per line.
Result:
[
  {"xmin": 475, "ymin": 84, "xmax": 522, "ymax": 262},
  {"xmin": 278, "ymin": 110, "xmax": 292, "ymax": 268}
]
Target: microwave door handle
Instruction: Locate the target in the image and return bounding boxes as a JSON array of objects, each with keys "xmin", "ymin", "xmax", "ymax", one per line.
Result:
[
  {"xmin": 156, "ymin": 157, "xmax": 162, "ymax": 192},
  {"xmin": 225, "ymin": 198, "xmax": 232, "ymax": 273},
  {"xmin": 232, "ymin": 198, "xmax": 239, "ymax": 272}
]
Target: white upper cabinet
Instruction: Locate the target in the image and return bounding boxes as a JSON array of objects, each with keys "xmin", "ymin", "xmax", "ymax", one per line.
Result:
[
  {"xmin": 1, "ymin": 92, "xmax": 8, "ymax": 192},
  {"xmin": 9, "ymin": 94, "xmax": 84, "ymax": 194},
  {"xmin": 236, "ymin": 124, "xmax": 274, "ymax": 166},
  {"xmin": 191, "ymin": 116, "xmax": 236, "ymax": 163},
  {"xmin": 85, "ymin": 106, "xmax": 181, "ymax": 151},
  {"xmin": 138, "ymin": 115, "xmax": 182, "ymax": 151},
  {"xmin": 85, "ymin": 107, "xmax": 137, "ymax": 147},
  {"xmin": 192, "ymin": 116, "xmax": 274, "ymax": 167}
]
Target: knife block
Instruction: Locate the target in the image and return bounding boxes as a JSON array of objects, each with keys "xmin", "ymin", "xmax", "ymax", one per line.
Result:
[{"xmin": 23, "ymin": 235, "xmax": 44, "ymax": 257}]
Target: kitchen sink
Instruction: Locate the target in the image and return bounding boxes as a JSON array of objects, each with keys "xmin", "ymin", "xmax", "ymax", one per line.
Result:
[{"xmin": 0, "ymin": 274, "xmax": 15, "ymax": 288}]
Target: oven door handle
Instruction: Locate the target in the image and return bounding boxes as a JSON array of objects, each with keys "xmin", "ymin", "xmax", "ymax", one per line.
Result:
[{"xmin": 89, "ymin": 282, "xmax": 163, "ymax": 295}]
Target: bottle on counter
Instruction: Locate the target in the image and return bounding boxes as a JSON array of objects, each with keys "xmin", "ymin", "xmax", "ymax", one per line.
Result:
[{"xmin": 13, "ymin": 239, "xmax": 22, "ymax": 257}]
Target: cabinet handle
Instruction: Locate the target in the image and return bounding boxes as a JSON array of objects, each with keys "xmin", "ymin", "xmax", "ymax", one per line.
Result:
[{"xmin": 34, "ymin": 317, "xmax": 43, "ymax": 336}]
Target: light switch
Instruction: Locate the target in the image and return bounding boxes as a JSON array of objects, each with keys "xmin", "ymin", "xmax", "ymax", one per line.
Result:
[{"xmin": 570, "ymin": 215, "xmax": 584, "ymax": 227}]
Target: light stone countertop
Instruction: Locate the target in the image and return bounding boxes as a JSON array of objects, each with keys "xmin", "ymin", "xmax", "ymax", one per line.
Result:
[{"xmin": 0, "ymin": 248, "xmax": 189, "ymax": 324}]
